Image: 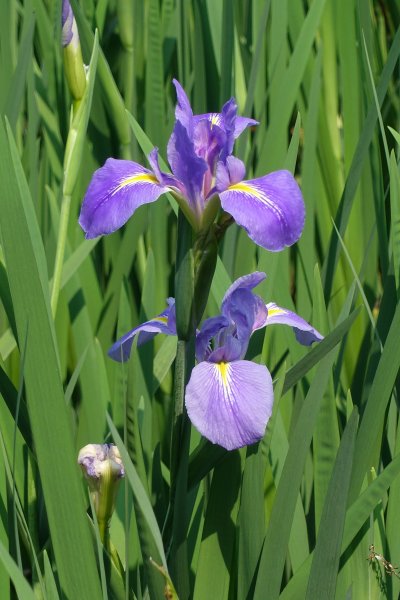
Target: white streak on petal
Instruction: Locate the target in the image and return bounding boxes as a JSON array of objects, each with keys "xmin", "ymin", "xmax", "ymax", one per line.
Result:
[{"xmin": 265, "ymin": 302, "xmax": 323, "ymax": 345}]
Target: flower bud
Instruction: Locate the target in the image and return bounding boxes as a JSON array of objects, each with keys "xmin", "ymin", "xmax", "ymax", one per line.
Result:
[
  {"xmin": 62, "ymin": 0, "xmax": 86, "ymax": 102},
  {"xmin": 78, "ymin": 444, "xmax": 124, "ymax": 537}
]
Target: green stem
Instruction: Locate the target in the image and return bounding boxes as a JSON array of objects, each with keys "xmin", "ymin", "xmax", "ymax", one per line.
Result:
[
  {"xmin": 167, "ymin": 212, "xmax": 219, "ymax": 598},
  {"xmin": 99, "ymin": 520, "xmax": 125, "ymax": 579},
  {"xmin": 50, "ymin": 193, "xmax": 71, "ymax": 317},
  {"xmin": 168, "ymin": 341, "xmax": 192, "ymax": 599},
  {"xmin": 169, "ymin": 341, "xmax": 191, "ymax": 492}
]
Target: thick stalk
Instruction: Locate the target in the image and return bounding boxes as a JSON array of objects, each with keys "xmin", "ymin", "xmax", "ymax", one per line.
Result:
[
  {"xmin": 168, "ymin": 213, "xmax": 218, "ymax": 598},
  {"xmin": 168, "ymin": 211, "xmax": 194, "ymax": 598},
  {"xmin": 168, "ymin": 338, "xmax": 194, "ymax": 599}
]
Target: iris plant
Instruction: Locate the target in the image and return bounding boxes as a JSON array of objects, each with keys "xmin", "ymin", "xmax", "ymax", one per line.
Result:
[
  {"xmin": 108, "ymin": 272, "xmax": 323, "ymax": 450},
  {"xmin": 79, "ymin": 80, "xmax": 305, "ymax": 252}
]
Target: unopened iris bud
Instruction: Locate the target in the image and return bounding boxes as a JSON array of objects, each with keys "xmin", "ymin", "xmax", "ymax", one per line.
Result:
[
  {"xmin": 78, "ymin": 444, "xmax": 124, "ymax": 540},
  {"xmin": 62, "ymin": 0, "xmax": 86, "ymax": 102}
]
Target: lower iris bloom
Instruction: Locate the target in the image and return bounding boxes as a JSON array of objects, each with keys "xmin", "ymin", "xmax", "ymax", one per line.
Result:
[
  {"xmin": 79, "ymin": 80, "xmax": 305, "ymax": 252},
  {"xmin": 108, "ymin": 272, "xmax": 322, "ymax": 451}
]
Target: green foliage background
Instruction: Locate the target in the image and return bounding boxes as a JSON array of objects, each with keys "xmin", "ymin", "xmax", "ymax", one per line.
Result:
[{"xmin": 1, "ymin": 0, "xmax": 400, "ymax": 598}]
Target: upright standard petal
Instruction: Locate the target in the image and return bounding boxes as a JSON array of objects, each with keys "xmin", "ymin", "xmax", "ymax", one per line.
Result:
[
  {"xmin": 167, "ymin": 121, "xmax": 208, "ymax": 215},
  {"xmin": 185, "ymin": 360, "xmax": 273, "ymax": 450},
  {"xmin": 221, "ymin": 271, "xmax": 266, "ymax": 310},
  {"xmin": 192, "ymin": 110, "xmax": 258, "ymax": 142},
  {"xmin": 79, "ymin": 158, "xmax": 169, "ymax": 238},
  {"xmin": 264, "ymin": 302, "xmax": 324, "ymax": 345},
  {"xmin": 220, "ymin": 98, "xmax": 237, "ymax": 158},
  {"xmin": 195, "ymin": 315, "xmax": 230, "ymax": 362},
  {"xmin": 108, "ymin": 302, "xmax": 176, "ymax": 362},
  {"xmin": 219, "ymin": 170, "xmax": 305, "ymax": 251},
  {"xmin": 221, "ymin": 271, "xmax": 268, "ymax": 333},
  {"xmin": 172, "ymin": 79, "xmax": 194, "ymax": 136}
]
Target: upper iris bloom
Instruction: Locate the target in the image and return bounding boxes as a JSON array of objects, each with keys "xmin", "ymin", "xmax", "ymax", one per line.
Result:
[
  {"xmin": 79, "ymin": 80, "xmax": 305, "ymax": 251},
  {"xmin": 108, "ymin": 272, "xmax": 323, "ymax": 450}
]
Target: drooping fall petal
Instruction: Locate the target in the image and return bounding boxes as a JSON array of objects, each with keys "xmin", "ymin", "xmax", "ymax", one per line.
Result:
[
  {"xmin": 79, "ymin": 158, "xmax": 169, "ymax": 238},
  {"xmin": 108, "ymin": 301, "xmax": 176, "ymax": 362},
  {"xmin": 264, "ymin": 302, "xmax": 324, "ymax": 345},
  {"xmin": 185, "ymin": 359, "xmax": 273, "ymax": 450},
  {"xmin": 218, "ymin": 169, "xmax": 305, "ymax": 252}
]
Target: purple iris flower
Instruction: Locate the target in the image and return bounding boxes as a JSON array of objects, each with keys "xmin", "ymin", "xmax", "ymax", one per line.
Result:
[
  {"xmin": 108, "ymin": 272, "xmax": 323, "ymax": 450},
  {"xmin": 185, "ymin": 272, "xmax": 322, "ymax": 450},
  {"xmin": 79, "ymin": 80, "xmax": 305, "ymax": 252}
]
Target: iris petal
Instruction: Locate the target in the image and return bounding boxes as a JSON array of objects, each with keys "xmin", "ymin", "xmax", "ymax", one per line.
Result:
[
  {"xmin": 79, "ymin": 158, "xmax": 169, "ymax": 238},
  {"xmin": 108, "ymin": 302, "xmax": 176, "ymax": 362},
  {"xmin": 233, "ymin": 116, "xmax": 259, "ymax": 137},
  {"xmin": 220, "ymin": 98, "xmax": 237, "ymax": 158},
  {"xmin": 221, "ymin": 271, "xmax": 268, "ymax": 333},
  {"xmin": 265, "ymin": 302, "xmax": 323, "ymax": 345},
  {"xmin": 172, "ymin": 79, "xmax": 194, "ymax": 136},
  {"xmin": 219, "ymin": 170, "xmax": 305, "ymax": 251},
  {"xmin": 192, "ymin": 112, "xmax": 258, "ymax": 140},
  {"xmin": 185, "ymin": 360, "xmax": 273, "ymax": 450},
  {"xmin": 222, "ymin": 271, "xmax": 266, "ymax": 310},
  {"xmin": 195, "ymin": 315, "xmax": 230, "ymax": 362},
  {"xmin": 167, "ymin": 121, "xmax": 208, "ymax": 214}
]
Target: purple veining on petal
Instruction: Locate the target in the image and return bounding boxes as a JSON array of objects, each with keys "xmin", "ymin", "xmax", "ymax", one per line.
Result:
[
  {"xmin": 79, "ymin": 158, "xmax": 170, "ymax": 239},
  {"xmin": 185, "ymin": 360, "xmax": 273, "ymax": 450},
  {"xmin": 167, "ymin": 121, "xmax": 208, "ymax": 215},
  {"xmin": 192, "ymin": 112, "xmax": 258, "ymax": 141},
  {"xmin": 193, "ymin": 120, "xmax": 227, "ymax": 197},
  {"xmin": 220, "ymin": 98, "xmax": 237, "ymax": 158},
  {"xmin": 219, "ymin": 170, "xmax": 306, "ymax": 252}
]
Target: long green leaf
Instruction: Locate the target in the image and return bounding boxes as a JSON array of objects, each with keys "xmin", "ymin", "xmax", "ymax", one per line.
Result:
[{"xmin": 0, "ymin": 119, "xmax": 102, "ymax": 599}]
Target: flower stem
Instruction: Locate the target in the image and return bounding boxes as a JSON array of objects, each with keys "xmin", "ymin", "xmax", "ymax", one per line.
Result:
[
  {"xmin": 50, "ymin": 193, "xmax": 71, "ymax": 317},
  {"xmin": 167, "ymin": 213, "xmax": 218, "ymax": 598}
]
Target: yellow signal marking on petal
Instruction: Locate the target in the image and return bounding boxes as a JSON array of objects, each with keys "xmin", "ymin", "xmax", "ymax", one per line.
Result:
[
  {"xmin": 217, "ymin": 362, "xmax": 229, "ymax": 385},
  {"xmin": 267, "ymin": 307, "xmax": 287, "ymax": 317},
  {"xmin": 227, "ymin": 182, "xmax": 263, "ymax": 198},
  {"xmin": 153, "ymin": 316, "xmax": 168, "ymax": 323},
  {"xmin": 225, "ymin": 181, "xmax": 286, "ymax": 222},
  {"xmin": 114, "ymin": 173, "xmax": 158, "ymax": 194},
  {"xmin": 210, "ymin": 113, "xmax": 221, "ymax": 128}
]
